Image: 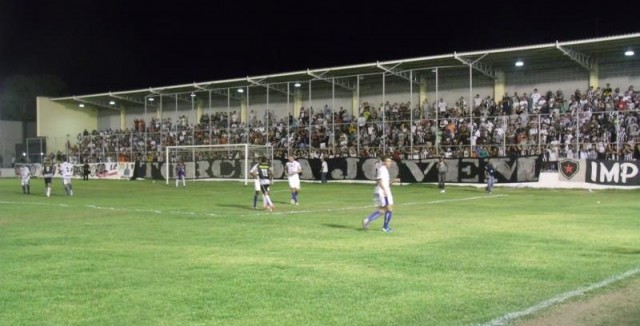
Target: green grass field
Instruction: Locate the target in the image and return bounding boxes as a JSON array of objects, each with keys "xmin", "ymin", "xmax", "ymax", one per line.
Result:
[{"xmin": 1, "ymin": 178, "xmax": 639, "ymax": 325}]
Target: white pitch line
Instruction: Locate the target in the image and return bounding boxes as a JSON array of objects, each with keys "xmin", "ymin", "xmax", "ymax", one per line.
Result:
[
  {"xmin": 477, "ymin": 266, "xmax": 640, "ymax": 326},
  {"xmin": 0, "ymin": 201, "xmax": 221, "ymax": 217},
  {"xmin": 412, "ymin": 194, "xmax": 507, "ymax": 206},
  {"xmin": 238, "ymin": 194, "xmax": 507, "ymax": 217},
  {"xmin": 0, "ymin": 200, "xmax": 69, "ymax": 208},
  {"xmin": 0, "ymin": 194, "xmax": 504, "ymax": 218}
]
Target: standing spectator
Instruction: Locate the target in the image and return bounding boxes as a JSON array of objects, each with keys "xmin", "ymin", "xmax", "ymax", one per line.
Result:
[
  {"xmin": 19, "ymin": 165, "xmax": 31, "ymax": 194},
  {"xmin": 473, "ymin": 94, "xmax": 483, "ymax": 110},
  {"xmin": 602, "ymin": 83, "xmax": 613, "ymax": 98},
  {"xmin": 83, "ymin": 161, "xmax": 90, "ymax": 180},
  {"xmin": 530, "ymin": 89, "xmax": 542, "ymax": 113},
  {"xmin": 437, "ymin": 98, "xmax": 447, "ymax": 115},
  {"xmin": 437, "ymin": 157, "xmax": 448, "ymax": 193},
  {"xmin": 42, "ymin": 160, "xmax": 55, "ymax": 197},
  {"xmin": 548, "ymin": 138, "xmax": 560, "ymax": 170},
  {"xmin": 320, "ymin": 157, "xmax": 328, "ymax": 183},
  {"xmin": 60, "ymin": 157, "xmax": 74, "ymax": 196},
  {"xmin": 501, "ymin": 94, "xmax": 512, "ymax": 115},
  {"xmin": 362, "ymin": 157, "xmax": 395, "ymax": 233},
  {"xmin": 285, "ymin": 155, "xmax": 302, "ymax": 205},
  {"xmin": 566, "ymin": 144, "xmax": 575, "ymax": 159},
  {"xmin": 484, "ymin": 160, "xmax": 495, "ymax": 194}
]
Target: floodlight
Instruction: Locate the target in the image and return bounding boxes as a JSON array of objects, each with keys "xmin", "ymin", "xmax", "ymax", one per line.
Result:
[
  {"xmin": 515, "ymin": 60, "xmax": 524, "ymax": 67},
  {"xmin": 625, "ymin": 49, "xmax": 635, "ymax": 56}
]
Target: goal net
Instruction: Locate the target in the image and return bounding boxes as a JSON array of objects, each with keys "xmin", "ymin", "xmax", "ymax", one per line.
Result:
[{"xmin": 164, "ymin": 144, "xmax": 273, "ymax": 185}]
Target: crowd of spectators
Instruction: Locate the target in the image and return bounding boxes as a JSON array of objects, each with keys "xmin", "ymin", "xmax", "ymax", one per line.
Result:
[{"xmin": 61, "ymin": 84, "xmax": 640, "ymax": 167}]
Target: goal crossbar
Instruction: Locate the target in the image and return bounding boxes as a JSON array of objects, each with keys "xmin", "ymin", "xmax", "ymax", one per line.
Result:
[{"xmin": 164, "ymin": 144, "xmax": 273, "ymax": 185}]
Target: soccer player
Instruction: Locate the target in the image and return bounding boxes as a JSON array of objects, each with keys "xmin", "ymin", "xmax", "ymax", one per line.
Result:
[
  {"xmin": 485, "ymin": 160, "xmax": 495, "ymax": 194},
  {"xmin": 437, "ymin": 157, "xmax": 448, "ymax": 193},
  {"xmin": 18, "ymin": 165, "xmax": 31, "ymax": 194},
  {"xmin": 42, "ymin": 160, "xmax": 55, "ymax": 197},
  {"xmin": 255, "ymin": 156, "xmax": 275, "ymax": 211},
  {"xmin": 362, "ymin": 157, "xmax": 395, "ymax": 233},
  {"xmin": 60, "ymin": 157, "xmax": 74, "ymax": 196},
  {"xmin": 249, "ymin": 159, "xmax": 263, "ymax": 209},
  {"xmin": 285, "ymin": 154, "xmax": 302, "ymax": 205},
  {"xmin": 320, "ymin": 157, "xmax": 328, "ymax": 183},
  {"xmin": 82, "ymin": 161, "xmax": 90, "ymax": 180},
  {"xmin": 175, "ymin": 160, "xmax": 186, "ymax": 187}
]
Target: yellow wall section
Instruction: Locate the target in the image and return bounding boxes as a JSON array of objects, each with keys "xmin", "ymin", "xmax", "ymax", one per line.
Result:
[{"xmin": 37, "ymin": 97, "xmax": 98, "ymax": 153}]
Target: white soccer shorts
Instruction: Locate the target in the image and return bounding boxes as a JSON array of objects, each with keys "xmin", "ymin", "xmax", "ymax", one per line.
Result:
[{"xmin": 374, "ymin": 192, "xmax": 394, "ymax": 207}]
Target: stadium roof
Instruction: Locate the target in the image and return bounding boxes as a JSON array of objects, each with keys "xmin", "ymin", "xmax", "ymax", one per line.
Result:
[{"xmin": 52, "ymin": 33, "xmax": 640, "ymax": 110}]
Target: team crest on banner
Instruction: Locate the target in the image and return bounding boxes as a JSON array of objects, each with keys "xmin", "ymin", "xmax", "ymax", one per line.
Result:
[{"xmin": 560, "ymin": 159, "xmax": 580, "ymax": 179}]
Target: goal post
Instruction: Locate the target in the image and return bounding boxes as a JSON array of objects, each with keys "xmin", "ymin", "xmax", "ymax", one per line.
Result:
[{"xmin": 164, "ymin": 144, "xmax": 273, "ymax": 185}]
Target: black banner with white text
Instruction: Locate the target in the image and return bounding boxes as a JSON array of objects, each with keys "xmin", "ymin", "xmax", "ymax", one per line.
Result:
[{"xmin": 148, "ymin": 155, "xmax": 542, "ymax": 184}]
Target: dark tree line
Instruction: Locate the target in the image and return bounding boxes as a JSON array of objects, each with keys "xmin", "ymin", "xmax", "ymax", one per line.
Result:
[{"xmin": 0, "ymin": 75, "xmax": 67, "ymax": 121}]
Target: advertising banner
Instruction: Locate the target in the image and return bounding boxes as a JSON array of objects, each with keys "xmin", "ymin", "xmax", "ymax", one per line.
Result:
[{"xmin": 559, "ymin": 159, "xmax": 640, "ymax": 186}]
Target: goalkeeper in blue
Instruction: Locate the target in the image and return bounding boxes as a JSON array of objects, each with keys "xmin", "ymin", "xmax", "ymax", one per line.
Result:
[
  {"xmin": 362, "ymin": 157, "xmax": 395, "ymax": 233},
  {"xmin": 175, "ymin": 161, "xmax": 186, "ymax": 187}
]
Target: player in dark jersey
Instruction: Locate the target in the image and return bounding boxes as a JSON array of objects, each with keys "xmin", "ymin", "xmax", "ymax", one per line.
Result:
[
  {"xmin": 83, "ymin": 162, "xmax": 90, "ymax": 180},
  {"xmin": 256, "ymin": 157, "xmax": 275, "ymax": 211},
  {"xmin": 42, "ymin": 160, "xmax": 55, "ymax": 197},
  {"xmin": 484, "ymin": 160, "xmax": 495, "ymax": 194}
]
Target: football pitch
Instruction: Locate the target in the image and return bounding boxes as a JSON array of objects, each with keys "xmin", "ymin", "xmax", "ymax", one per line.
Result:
[{"xmin": 1, "ymin": 178, "xmax": 639, "ymax": 325}]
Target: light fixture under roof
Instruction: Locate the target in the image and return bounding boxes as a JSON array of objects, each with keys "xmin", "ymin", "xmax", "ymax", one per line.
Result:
[
  {"xmin": 625, "ymin": 49, "xmax": 635, "ymax": 56},
  {"xmin": 515, "ymin": 60, "xmax": 524, "ymax": 67},
  {"xmin": 294, "ymin": 82, "xmax": 301, "ymax": 87},
  {"xmin": 237, "ymin": 88, "xmax": 244, "ymax": 93},
  {"xmin": 148, "ymin": 97, "xmax": 154, "ymax": 102},
  {"xmin": 190, "ymin": 92, "xmax": 196, "ymax": 97},
  {"xmin": 109, "ymin": 100, "xmax": 116, "ymax": 105},
  {"xmin": 79, "ymin": 103, "xmax": 85, "ymax": 107}
]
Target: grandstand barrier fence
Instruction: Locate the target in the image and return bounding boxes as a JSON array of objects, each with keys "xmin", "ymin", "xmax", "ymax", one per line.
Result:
[{"xmin": 5, "ymin": 157, "xmax": 639, "ymax": 187}]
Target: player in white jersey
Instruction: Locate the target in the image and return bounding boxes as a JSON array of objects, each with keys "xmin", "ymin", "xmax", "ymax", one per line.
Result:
[
  {"xmin": 285, "ymin": 155, "xmax": 302, "ymax": 205},
  {"xmin": 60, "ymin": 158, "xmax": 74, "ymax": 196},
  {"xmin": 362, "ymin": 157, "xmax": 395, "ymax": 232},
  {"xmin": 249, "ymin": 160, "xmax": 263, "ymax": 210},
  {"xmin": 18, "ymin": 165, "xmax": 31, "ymax": 194}
]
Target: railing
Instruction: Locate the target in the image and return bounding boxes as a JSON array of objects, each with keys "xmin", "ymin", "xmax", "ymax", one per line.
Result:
[{"xmin": 38, "ymin": 108, "xmax": 639, "ymax": 167}]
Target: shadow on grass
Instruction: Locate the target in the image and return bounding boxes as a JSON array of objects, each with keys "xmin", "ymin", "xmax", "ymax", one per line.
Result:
[
  {"xmin": 608, "ymin": 247, "xmax": 640, "ymax": 255},
  {"xmin": 322, "ymin": 223, "xmax": 364, "ymax": 231},
  {"xmin": 217, "ymin": 203, "xmax": 257, "ymax": 210}
]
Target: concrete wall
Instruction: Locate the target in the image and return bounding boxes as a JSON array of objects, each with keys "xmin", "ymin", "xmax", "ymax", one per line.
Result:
[
  {"xmin": 0, "ymin": 120, "xmax": 23, "ymax": 167},
  {"xmin": 37, "ymin": 97, "xmax": 98, "ymax": 153}
]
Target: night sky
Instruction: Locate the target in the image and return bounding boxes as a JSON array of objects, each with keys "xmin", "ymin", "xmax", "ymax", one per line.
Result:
[{"xmin": 1, "ymin": 0, "xmax": 638, "ymax": 96}]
